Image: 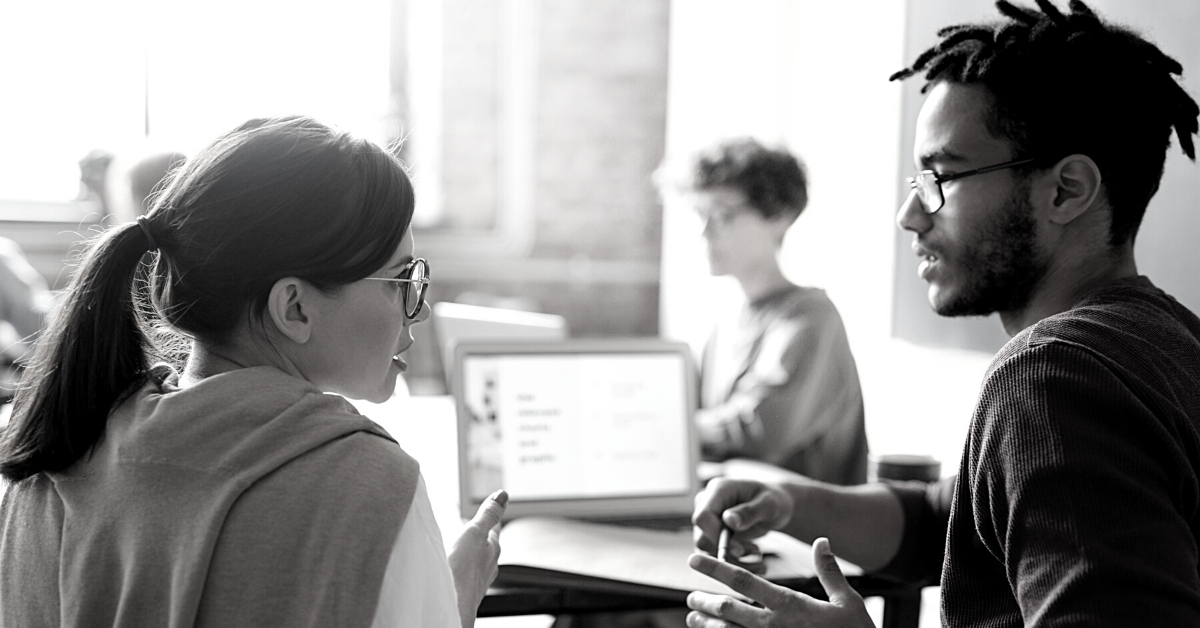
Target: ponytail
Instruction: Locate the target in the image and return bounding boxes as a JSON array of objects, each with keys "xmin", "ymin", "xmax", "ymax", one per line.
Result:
[
  {"xmin": 0, "ymin": 223, "xmax": 156, "ymax": 481},
  {"xmin": 0, "ymin": 115, "xmax": 416, "ymax": 482}
]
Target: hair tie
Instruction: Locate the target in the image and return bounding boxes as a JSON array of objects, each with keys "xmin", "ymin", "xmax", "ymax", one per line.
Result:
[{"xmin": 136, "ymin": 216, "xmax": 159, "ymax": 252}]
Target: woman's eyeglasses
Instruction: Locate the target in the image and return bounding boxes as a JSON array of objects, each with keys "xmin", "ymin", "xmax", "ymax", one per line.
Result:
[{"xmin": 364, "ymin": 258, "xmax": 430, "ymax": 319}]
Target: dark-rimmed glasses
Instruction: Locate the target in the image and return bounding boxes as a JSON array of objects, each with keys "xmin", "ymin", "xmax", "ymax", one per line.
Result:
[
  {"xmin": 907, "ymin": 158, "xmax": 1037, "ymax": 213},
  {"xmin": 364, "ymin": 258, "xmax": 430, "ymax": 319}
]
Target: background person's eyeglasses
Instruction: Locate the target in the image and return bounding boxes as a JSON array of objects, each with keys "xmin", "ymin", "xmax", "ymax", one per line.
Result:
[
  {"xmin": 906, "ymin": 157, "xmax": 1037, "ymax": 213},
  {"xmin": 695, "ymin": 203, "xmax": 756, "ymax": 229},
  {"xmin": 364, "ymin": 258, "xmax": 431, "ymax": 319}
]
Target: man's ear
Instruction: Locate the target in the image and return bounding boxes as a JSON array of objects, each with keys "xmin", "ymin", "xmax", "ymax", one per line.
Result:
[
  {"xmin": 265, "ymin": 277, "xmax": 314, "ymax": 344},
  {"xmin": 1040, "ymin": 154, "xmax": 1103, "ymax": 226}
]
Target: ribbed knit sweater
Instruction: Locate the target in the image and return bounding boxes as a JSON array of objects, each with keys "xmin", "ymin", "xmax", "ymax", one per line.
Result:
[{"xmin": 883, "ymin": 276, "xmax": 1200, "ymax": 627}]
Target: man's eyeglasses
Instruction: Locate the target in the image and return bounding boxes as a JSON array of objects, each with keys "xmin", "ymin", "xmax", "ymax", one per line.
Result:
[
  {"xmin": 364, "ymin": 258, "xmax": 430, "ymax": 319},
  {"xmin": 907, "ymin": 158, "xmax": 1037, "ymax": 213}
]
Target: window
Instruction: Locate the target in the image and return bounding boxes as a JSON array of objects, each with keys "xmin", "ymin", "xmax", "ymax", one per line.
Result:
[{"xmin": 1, "ymin": 0, "xmax": 536, "ymax": 262}]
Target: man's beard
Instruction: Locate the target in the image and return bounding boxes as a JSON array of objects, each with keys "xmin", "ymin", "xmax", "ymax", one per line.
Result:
[{"xmin": 936, "ymin": 183, "xmax": 1048, "ymax": 317}]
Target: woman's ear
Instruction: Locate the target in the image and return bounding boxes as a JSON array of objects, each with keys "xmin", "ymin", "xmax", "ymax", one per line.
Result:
[
  {"xmin": 1041, "ymin": 154, "xmax": 1103, "ymax": 226},
  {"xmin": 265, "ymin": 277, "xmax": 314, "ymax": 344}
]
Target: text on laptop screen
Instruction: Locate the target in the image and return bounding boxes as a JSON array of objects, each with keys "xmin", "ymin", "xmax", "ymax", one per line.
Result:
[{"xmin": 462, "ymin": 352, "xmax": 691, "ymax": 502}]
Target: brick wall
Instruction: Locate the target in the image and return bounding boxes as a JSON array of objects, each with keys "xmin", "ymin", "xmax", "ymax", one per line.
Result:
[{"xmin": 406, "ymin": 0, "xmax": 671, "ymax": 391}]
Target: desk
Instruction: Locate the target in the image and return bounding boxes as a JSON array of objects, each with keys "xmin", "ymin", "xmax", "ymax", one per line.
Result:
[
  {"xmin": 479, "ymin": 581, "xmax": 924, "ymax": 628},
  {"xmin": 352, "ymin": 393, "xmax": 924, "ymax": 628}
]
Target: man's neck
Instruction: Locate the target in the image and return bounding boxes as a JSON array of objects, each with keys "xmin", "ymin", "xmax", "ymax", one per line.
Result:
[{"xmin": 999, "ymin": 246, "xmax": 1138, "ymax": 336}]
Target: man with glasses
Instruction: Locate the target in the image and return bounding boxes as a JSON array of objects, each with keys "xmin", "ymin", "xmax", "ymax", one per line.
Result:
[{"xmin": 686, "ymin": 2, "xmax": 1200, "ymax": 627}]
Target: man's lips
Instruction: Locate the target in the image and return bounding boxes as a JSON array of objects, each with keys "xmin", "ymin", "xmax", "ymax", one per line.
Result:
[
  {"xmin": 912, "ymin": 240, "xmax": 940, "ymax": 279},
  {"xmin": 911, "ymin": 239, "xmax": 940, "ymax": 262}
]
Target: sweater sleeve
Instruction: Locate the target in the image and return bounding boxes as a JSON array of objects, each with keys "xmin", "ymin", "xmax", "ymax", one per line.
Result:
[
  {"xmin": 962, "ymin": 342, "xmax": 1200, "ymax": 626},
  {"xmin": 698, "ymin": 298, "xmax": 864, "ymax": 483},
  {"xmin": 875, "ymin": 477, "xmax": 953, "ymax": 584}
]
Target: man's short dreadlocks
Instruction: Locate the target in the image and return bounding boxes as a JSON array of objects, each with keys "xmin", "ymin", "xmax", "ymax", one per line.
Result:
[{"xmin": 890, "ymin": 0, "xmax": 1199, "ymax": 245}]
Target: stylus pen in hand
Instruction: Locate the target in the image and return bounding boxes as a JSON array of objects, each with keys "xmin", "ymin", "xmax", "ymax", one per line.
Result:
[{"xmin": 717, "ymin": 526, "xmax": 732, "ymax": 562}]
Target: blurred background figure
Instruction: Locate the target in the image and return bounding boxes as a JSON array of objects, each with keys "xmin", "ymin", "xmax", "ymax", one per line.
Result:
[
  {"xmin": 0, "ymin": 238, "xmax": 52, "ymax": 406},
  {"xmin": 668, "ymin": 138, "xmax": 868, "ymax": 485},
  {"xmin": 128, "ymin": 151, "xmax": 187, "ymax": 217}
]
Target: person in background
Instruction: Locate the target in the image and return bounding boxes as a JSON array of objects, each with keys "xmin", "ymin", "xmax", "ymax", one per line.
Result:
[
  {"xmin": 0, "ymin": 116, "xmax": 505, "ymax": 628},
  {"xmin": 128, "ymin": 151, "xmax": 187, "ymax": 217},
  {"xmin": 0, "ymin": 238, "xmax": 52, "ymax": 404},
  {"xmin": 668, "ymin": 138, "xmax": 868, "ymax": 485},
  {"xmin": 686, "ymin": 1, "xmax": 1200, "ymax": 627}
]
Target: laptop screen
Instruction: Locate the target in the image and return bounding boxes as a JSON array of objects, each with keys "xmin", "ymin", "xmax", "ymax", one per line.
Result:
[{"xmin": 454, "ymin": 339, "xmax": 698, "ymax": 520}]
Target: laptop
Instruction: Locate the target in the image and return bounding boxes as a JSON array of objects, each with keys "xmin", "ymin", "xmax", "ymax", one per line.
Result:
[
  {"xmin": 452, "ymin": 338, "xmax": 699, "ymax": 526},
  {"xmin": 432, "ymin": 302, "xmax": 567, "ymax": 390}
]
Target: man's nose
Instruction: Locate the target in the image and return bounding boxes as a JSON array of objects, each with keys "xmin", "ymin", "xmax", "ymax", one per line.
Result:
[{"xmin": 896, "ymin": 189, "xmax": 932, "ymax": 234}]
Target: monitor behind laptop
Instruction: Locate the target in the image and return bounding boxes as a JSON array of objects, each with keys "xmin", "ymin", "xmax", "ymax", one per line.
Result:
[
  {"xmin": 432, "ymin": 302, "xmax": 567, "ymax": 390},
  {"xmin": 453, "ymin": 338, "xmax": 699, "ymax": 522}
]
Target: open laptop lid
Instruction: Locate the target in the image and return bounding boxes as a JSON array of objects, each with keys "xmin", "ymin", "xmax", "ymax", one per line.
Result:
[{"xmin": 453, "ymin": 338, "xmax": 699, "ymax": 521}]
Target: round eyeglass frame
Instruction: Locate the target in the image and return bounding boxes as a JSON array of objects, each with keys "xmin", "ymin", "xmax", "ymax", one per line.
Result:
[
  {"xmin": 363, "ymin": 258, "xmax": 430, "ymax": 320},
  {"xmin": 907, "ymin": 157, "xmax": 1037, "ymax": 213}
]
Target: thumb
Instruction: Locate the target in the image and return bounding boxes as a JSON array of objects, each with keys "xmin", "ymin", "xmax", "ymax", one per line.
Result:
[
  {"xmin": 812, "ymin": 538, "xmax": 855, "ymax": 606},
  {"xmin": 472, "ymin": 489, "xmax": 508, "ymax": 530},
  {"xmin": 724, "ymin": 490, "xmax": 778, "ymax": 532}
]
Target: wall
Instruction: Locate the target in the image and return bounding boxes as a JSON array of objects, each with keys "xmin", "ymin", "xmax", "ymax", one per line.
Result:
[
  {"xmin": 660, "ymin": 0, "xmax": 990, "ymax": 474},
  {"xmin": 404, "ymin": 0, "xmax": 672, "ymax": 391}
]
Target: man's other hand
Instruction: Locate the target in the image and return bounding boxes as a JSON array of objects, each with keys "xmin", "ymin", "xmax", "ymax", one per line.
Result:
[{"xmin": 692, "ymin": 477, "xmax": 794, "ymax": 560}]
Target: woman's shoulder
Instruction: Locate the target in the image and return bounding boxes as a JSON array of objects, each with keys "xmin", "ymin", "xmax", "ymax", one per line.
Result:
[{"xmin": 239, "ymin": 430, "xmax": 421, "ymax": 521}]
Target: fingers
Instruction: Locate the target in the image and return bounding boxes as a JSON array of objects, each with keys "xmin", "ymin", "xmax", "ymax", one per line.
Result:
[
  {"xmin": 723, "ymin": 486, "xmax": 789, "ymax": 534},
  {"xmin": 812, "ymin": 538, "xmax": 858, "ymax": 607},
  {"xmin": 471, "ymin": 489, "xmax": 508, "ymax": 531},
  {"xmin": 688, "ymin": 553, "xmax": 791, "ymax": 610},
  {"xmin": 693, "ymin": 479, "xmax": 784, "ymax": 553},
  {"xmin": 686, "ymin": 591, "xmax": 760, "ymax": 628}
]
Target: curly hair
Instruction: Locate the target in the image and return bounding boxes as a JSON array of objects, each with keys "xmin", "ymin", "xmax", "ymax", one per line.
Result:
[
  {"xmin": 681, "ymin": 138, "xmax": 808, "ymax": 221},
  {"xmin": 890, "ymin": 0, "xmax": 1199, "ymax": 245}
]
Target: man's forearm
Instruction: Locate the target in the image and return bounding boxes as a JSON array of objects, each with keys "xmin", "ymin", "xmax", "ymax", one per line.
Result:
[{"xmin": 778, "ymin": 479, "xmax": 904, "ymax": 572}]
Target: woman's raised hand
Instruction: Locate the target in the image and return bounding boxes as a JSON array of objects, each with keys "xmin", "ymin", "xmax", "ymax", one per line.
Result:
[{"xmin": 448, "ymin": 489, "xmax": 507, "ymax": 628}]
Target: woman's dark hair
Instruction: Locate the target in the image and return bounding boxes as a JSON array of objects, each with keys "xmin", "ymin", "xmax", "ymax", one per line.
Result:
[
  {"xmin": 0, "ymin": 116, "xmax": 415, "ymax": 481},
  {"xmin": 890, "ymin": 0, "xmax": 1199, "ymax": 245},
  {"xmin": 676, "ymin": 138, "xmax": 809, "ymax": 221}
]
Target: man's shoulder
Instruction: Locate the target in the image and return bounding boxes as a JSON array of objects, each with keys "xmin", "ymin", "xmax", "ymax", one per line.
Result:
[
  {"xmin": 983, "ymin": 276, "xmax": 1200, "ymax": 408},
  {"xmin": 1024, "ymin": 277, "xmax": 1200, "ymax": 357}
]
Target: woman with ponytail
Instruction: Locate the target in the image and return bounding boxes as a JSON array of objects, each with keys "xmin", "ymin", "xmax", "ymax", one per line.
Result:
[{"xmin": 0, "ymin": 116, "xmax": 506, "ymax": 628}]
